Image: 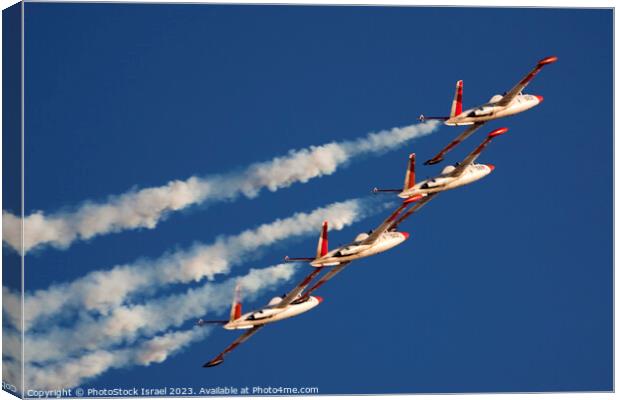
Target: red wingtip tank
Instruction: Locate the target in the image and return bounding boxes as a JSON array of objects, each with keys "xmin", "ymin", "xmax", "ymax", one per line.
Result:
[
  {"xmin": 538, "ymin": 55, "xmax": 558, "ymax": 65},
  {"xmin": 403, "ymin": 194, "xmax": 424, "ymax": 204},
  {"xmin": 488, "ymin": 127, "xmax": 509, "ymax": 138}
]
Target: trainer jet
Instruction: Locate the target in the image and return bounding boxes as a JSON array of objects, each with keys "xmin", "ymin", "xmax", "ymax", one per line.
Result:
[
  {"xmin": 420, "ymin": 55, "xmax": 557, "ymax": 165},
  {"xmin": 284, "ymin": 196, "xmax": 421, "ymax": 268},
  {"xmin": 200, "ymin": 257, "xmax": 361, "ymax": 368},
  {"xmin": 199, "ymin": 270, "xmax": 326, "ymax": 367},
  {"xmin": 373, "ymin": 127, "xmax": 507, "ymax": 198}
]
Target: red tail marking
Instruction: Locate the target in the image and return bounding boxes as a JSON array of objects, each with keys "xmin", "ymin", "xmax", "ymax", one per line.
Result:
[
  {"xmin": 230, "ymin": 282, "xmax": 243, "ymax": 321},
  {"xmin": 319, "ymin": 221, "xmax": 328, "ymax": 257},
  {"xmin": 404, "ymin": 153, "xmax": 416, "ymax": 190},
  {"xmin": 233, "ymin": 303, "xmax": 242, "ymax": 320},
  {"xmin": 454, "ymin": 80, "xmax": 463, "ymax": 116}
]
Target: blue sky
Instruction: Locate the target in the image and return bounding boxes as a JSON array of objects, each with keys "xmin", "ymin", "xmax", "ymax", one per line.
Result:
[{"xmin": 10, "ymin": 4, "xmax": 613, "ymax": 394}]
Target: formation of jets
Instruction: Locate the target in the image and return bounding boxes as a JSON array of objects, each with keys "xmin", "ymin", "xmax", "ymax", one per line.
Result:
[{"xmin": 198, "ymin": 55, "xmax": 557, "ymax": 368}]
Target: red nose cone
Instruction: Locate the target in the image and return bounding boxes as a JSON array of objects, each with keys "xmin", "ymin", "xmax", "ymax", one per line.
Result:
[
  {"xmin": 401, "ymin": 232, "xmax": 410, "ymax": 240},
  {"xmin": 315, "ymin": 296, "xmax": 323, "ymax": 303},
  {"xmin": 535, "ymin": 95, "xmax": 544, "ymax": 103},
  {"xmin": 486, "ymin": 164, "xmax": 495, "ymax": 172}
]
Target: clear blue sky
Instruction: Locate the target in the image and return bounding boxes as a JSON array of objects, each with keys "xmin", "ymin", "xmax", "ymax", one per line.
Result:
[{"xmin": 20, "ymin": 4, "xmax": 611, "ymax": 394}]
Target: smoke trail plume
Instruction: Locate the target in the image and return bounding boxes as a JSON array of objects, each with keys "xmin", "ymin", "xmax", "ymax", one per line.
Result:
[
  {"xmin": 23, "ymin": 264, "xmax": 296, "ymax": 363},
  {"xmin": 24, "ymin": 326, "xmax": 209, "ymax": 391},
  {"xmin": 3, "ymin": 121, "xmax": 438, "ymax": 253},
  {"xmin": 4, "ymin": 197, "xmax": 383, "ymax": 331}
]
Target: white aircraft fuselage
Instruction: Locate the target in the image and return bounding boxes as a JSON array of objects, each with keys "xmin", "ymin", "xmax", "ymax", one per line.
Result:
[
  {"xmin": 224, "ymin": 295, "xmax": 322, "ymax": 330},
  {"xmin": 445, "ymin": 94, "xmax": 542, "ymax": 126},
  {"xmin": 399, "ymin": 163, "xmax": 494, "ymax": 198},
  {"xmin": 310, "ymin": 231, "xmax": 409, "ymax": 267}
]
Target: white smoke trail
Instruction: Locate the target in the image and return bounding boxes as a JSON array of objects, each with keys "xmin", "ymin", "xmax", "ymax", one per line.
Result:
[
  {"xmin": 23, "ymin": 264, "xmax": 296, "ymax": 364},
  {"xmin": 4, "ymin": 197, "xmax": 383, "ymax": 331},
  {"xmin": 24, "ymin": 326, "xmax": 209, "ymax": 391},
  {"xmin": 3, "ymin": 121, "xmax": 438, "ymax": 253}
]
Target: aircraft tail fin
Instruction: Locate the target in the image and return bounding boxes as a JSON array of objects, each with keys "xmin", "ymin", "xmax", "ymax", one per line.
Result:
[
  {"xmin": 449, "ymin": 80, "xmax": 463, "ymax": 118},
  {"xmin": 316, "ymin": 221, "xmax": 329, "ymax": 258},
  {"xmin": 403, "ymin": 153, "xmax": 416, "ymax": 191},
  {"xmin": 229, "ymin": 282, "xmax": 242, "ymax": 322}
]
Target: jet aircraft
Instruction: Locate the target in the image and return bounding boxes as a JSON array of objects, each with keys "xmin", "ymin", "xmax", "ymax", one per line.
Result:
[
  {"xmin": 199, "ymin": 271, "xmax": 325, "ymax": 367},
  {"xmin": 373, "ymin": 127, "xmax": 508, "ymax": 198},
  {"xmin": 284, "ymin": 196, "xmax": 421, "ymax": 268},
  {"xmin": 420, "ymin": 55, "xmax": 557, "ymax": 165}
]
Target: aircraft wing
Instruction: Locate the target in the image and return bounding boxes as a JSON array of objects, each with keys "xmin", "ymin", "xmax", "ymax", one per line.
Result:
[
  {"xmin": 298, "ymin": 262, "xmax": 350, "ymax": 300},
  {"xmin": 424, "ymin": 122, "xmax": 485, "ymax": 165},
  {"xmin": 203, "ymin": 325, "xmax": 264, "ymax": 367},
  {"xmin": 449, "ymin": 127, "xmax": 508, "ymax": 177},
  {"xmin": 359, "ymin": 199, "xmax": 418, "ymax": 246},
  {"xmin": 496, "ymin": 56, "xmax": 558, "ymax": 106},
  {"xmin": 392, "ymin": 192, "xmax": 438, "ymax": 229},
  {"xmin": 275, "ymin": 267, "xmax": 324, "ymax": 308}
]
